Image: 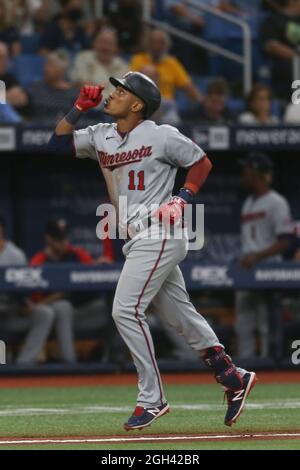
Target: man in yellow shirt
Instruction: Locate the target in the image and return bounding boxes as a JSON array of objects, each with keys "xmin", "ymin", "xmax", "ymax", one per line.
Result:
[{"xmin": 130, "ymin": 29, "xmax": 203, "ymax": 103}]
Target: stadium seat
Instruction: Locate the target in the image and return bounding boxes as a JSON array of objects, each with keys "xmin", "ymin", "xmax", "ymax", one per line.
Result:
[
  {"xmin": 20, "ymin": 34, "xmax": 41, "ymax": 54},
  {"xmin": 12, "ymin": 54, "xmax": 45, "ymax": 87}
]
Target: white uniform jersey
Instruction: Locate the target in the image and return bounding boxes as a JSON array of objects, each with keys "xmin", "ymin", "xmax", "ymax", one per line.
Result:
[
  {"xmin": 241, "ymin": 190, "xmax": 293, "ymax": 260},
  {"xmin": 73, "ymin": 120, "xmax": 205, "ymax": 233}
]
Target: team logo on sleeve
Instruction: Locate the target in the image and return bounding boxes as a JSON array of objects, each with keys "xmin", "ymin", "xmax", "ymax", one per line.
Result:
[{"xmin": 98, "ymin": 145, "xmax": 153, "ymax": 169}]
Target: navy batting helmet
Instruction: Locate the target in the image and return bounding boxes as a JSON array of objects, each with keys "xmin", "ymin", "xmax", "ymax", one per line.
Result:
[{"xmin": 109, "ymin": 71, "xmax": 161, "ymax": 118}]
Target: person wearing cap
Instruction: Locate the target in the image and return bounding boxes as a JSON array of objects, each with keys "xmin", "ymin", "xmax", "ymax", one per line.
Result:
[
  {"xmin": 17, "ymin": 218, "xmax": 93, "ymax": 365},
  {"xmin": 47, "ymin": 71, "xmax": 259, "ymax": 431},
  {"xmin": 236, "ymin": 153, "xmax": 293, "ymax": 359}
]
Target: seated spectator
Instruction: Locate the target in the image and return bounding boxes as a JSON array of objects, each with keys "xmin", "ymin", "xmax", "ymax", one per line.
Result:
[
  {"xmin": 261, "ymin": 0, "xmax": 300, "ymax": 99},
  {"xmin": 71, "ymin": 28, "xmax": 129, "ymax": 99},
  {"xmin": 181, "ymin": 78, "xmax": 235, "ymax": 124},
  {"xmin": 39, "ymin": 0, "xmax": 88, "ymax": 55},
  {"xmin": 239, "ymin": 84, "xmax": 280, "ymax": 125},
  {"xmin": 26, "ymin": 50, "xmax": 79, "ymax": 125},
  {"xmin": 130, "ymin": 29, "xmax": 203, "ymax": 104},
  {"xmin": 7, "ymin": 0, "xmax": 59, "ymax": 35},
  {"xmin": 284, "ymin": 101, "xmax": 300, "ymax": 122},
  {"xmin": 103, "ymin": 0, "xmax": 144, "ymax": 53},
  {"xmin": 17, "ymin": 218, "xmax": 91, "ymax": 365},
  {"xmin": 0, "ymin": 42, "xmax": 28, "ymax": 111},
  {"xmin": 0, "ymin": 0, "xmax": 21, "ymax": 56}
]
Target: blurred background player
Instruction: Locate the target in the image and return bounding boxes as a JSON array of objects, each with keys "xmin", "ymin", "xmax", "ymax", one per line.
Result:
[{"xmin": 236, "ymin": 153, "xmax": 293, "ymax": 359}]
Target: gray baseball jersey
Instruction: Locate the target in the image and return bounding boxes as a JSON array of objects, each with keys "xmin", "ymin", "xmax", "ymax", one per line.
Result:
[
  {"xmin": 73, "ymin": 119, "xmax": 224, "ymax": 408},
  {"xmin": 241, "ymin": 190, "xmax": 293, "ymax": 260},
  {"xmin": 73, "ymin": 120, "xmax": 205, "ymax": 236}
]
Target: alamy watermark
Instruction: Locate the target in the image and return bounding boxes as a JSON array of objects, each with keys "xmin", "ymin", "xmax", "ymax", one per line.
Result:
[
  {"xmin": 0, "ymin": 80, "xmax": 6, "ymax": 104},
  {"xmin": 96, "ymin": 197, "xmax": 205, "ymax": 251},
  {"xmin": 291, "ymin": 80, "xmax": 300, "ymax": 104},
  {"xmin": 0, "ymin": 340, "xmax": 6, "ymax": 365},
  {"xmin": 291, "ymin": 340, "xmax": 300, "ymax": 365}
]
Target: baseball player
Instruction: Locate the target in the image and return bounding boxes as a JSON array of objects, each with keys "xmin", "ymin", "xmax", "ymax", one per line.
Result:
[
  {"xmin": 48, "ymin": 72, "xmax": 257, "ymax": 430},
  {"xmin": 237, "ymin": 153, "xmax": 293, "ymax": 358}
]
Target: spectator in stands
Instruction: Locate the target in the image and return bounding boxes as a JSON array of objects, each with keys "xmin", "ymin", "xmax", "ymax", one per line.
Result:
[
  {"xmin": 239, "ymin": 83, "xmax": 280, "ymax": 125},
  {"xmin": 0, "ymin": 42, "xmax": 28, "ymax": 111},
  {"xmin": 236, "ymin": 153, "xmax": 293, "ymax": 359},
  {"xmin": 261, "ymin": 0, "xmax": 300, "ymax": 99},
  {"xmin": 0, "ymin": 0, "xmax": 21, "ymax": 55},
  {"xmin": 71, "ymin": 28, "xmax": 129, "ymax": 100},
  {"xmin": 130, "ymin": 29, "xmax": 203, "ymax": 104},
  {"xmin": 7, "ymin": 0, "xmax": 59, "ymax": 35},
  {"xmin": 103, "ymin": 0, "xmax": 144, "ymax": 53},
  {"xmin": 39, "ymin": 0, "xmax": 88, "ymax": 55},
  {"xmin": 181, "ymin": 78, "xmax": 235, "ymax": 124},
  {"xmin": 26, "ymin": 50, "xmax": 79, "ymax": 125}
]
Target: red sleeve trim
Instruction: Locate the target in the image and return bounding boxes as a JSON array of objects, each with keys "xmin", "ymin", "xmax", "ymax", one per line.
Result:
[
  {"xmin": 184, "ymin": 155, "xmax": 213, "ymax": 195},
  {"xmin": 71, "ymin": 246, "xmax": 93, "ymax": 264},
  {"xmin": 30, "ymin": 252, "xmax": 47, "ymax": 266}
]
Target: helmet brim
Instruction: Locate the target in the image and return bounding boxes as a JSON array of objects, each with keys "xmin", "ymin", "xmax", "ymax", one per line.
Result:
[{"xmin": 109, "ymin": 77, "xmax": 145, "ymax": 104}]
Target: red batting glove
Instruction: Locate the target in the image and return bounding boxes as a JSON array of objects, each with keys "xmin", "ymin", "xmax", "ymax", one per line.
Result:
[
  {"xmin": 153, "ymin": 196, "xmax": 186, "ymax": 226},
  {"xmin": 74, "ymin": 85, "xmax": 104, "ymax": 112}
]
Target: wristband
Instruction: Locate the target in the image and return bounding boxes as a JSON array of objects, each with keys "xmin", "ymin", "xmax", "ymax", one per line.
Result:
[
  {"xmin": 65, "ymin": 106, "xmax": 82, "ymax": 125},
  {"xmin": 177, "ymin": 187, "xmax": 194, "ymax": 204}
]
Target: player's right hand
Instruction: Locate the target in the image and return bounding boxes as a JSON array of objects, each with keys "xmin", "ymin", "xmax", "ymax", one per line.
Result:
[{"xmin": 74, "ymin": 85, "xmax": 104, "ymax": 112}]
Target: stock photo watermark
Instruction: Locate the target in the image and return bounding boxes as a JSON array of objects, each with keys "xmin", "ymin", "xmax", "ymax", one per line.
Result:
[
  {"xmin": 0, "ymin": 340, "xmax": 6, "ymax": 365},
  {"xmin": 291, "ymin": 80, "xmax": 300, "ymax": 104},
  {"xmin": 0, "ymin": 80, "xmax": 6, "ymax": 104},
  {"xmin": 95, "ymin": 197, "xmax": 205, "ymax": 251},
  {"xmin": 291, "ymin": 340, "xmax": 300, "ymax": 366}
]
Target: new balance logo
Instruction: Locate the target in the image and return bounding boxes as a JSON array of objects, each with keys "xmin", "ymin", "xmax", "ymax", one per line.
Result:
[
  {"xmin": 232, "ymin": 389, "xmax": 245, "ymax": 401},
  {"xmin": 147, "ymin": 408, "xmax": 160, "ymax": 416}
]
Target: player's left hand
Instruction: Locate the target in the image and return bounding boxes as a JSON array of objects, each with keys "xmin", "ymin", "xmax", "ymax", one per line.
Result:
[
  {"xmin": 240, "ymin": 253, "xmax": 261, "ymax": 269},
  {"xmin": 153, "ymin": 196, "xmax": 186, "ymax": 226}
]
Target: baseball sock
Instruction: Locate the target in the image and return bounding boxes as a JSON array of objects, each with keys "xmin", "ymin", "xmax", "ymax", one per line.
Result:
[{"xmin": 202, "ymin": 347, "xmax": 245, "ymax": 391}]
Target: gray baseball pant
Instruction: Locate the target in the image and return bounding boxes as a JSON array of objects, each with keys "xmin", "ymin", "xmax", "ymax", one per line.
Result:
[
  {"xmin": 112, "ymin": 236, "xmax": 221, "ymax": 408},
  {"xmin": 17, "ymin": 299, "xmax": 76, "ymax": 364}
]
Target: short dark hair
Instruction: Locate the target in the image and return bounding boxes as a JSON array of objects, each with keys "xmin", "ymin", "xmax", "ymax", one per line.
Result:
[
  {"xmin": 207, "ymin": 78, "xmax": 229, "ymax": 97},
  {"xmin": 246, "ymin": 83, "xmax": 272, "ymax": 112}
]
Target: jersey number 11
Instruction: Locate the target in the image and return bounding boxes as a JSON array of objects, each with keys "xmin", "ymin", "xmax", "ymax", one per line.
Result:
[{"xmin": 128, "ymin": 170, "xmax": 145, "ymax": 191}]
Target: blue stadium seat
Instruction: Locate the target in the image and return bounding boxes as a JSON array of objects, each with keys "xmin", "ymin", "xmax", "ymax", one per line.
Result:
[
  {"xmin": 227, "ymin": 98, "xmax": 245, "ymax": 114},
  {"xmin": 12, "ymin": 54, "xmax": 45, "ymax": 87},
  {"xmin": 191, "ymin": 75, "xmax": 218, "ymax": 93},
  {"xmin": 20, "ymin": 34, "xmax": 41, "ymax": 54}
]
